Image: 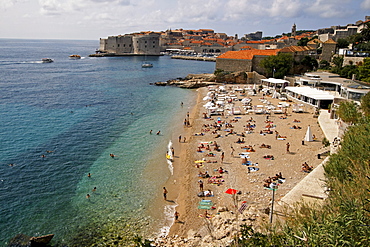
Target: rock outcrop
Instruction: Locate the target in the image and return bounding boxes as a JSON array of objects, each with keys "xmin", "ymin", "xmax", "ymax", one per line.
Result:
[
  {"xmin": 151, "ymin": 206, "xmax": 267, "ymax": 247},
  {"xmin": 153, "ymin": 72, "xmax": 266, "ymax": 89}
]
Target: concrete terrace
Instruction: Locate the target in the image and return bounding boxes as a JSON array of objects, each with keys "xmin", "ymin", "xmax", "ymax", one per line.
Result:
[{"xmin": 277, "ymin": 109, "xmax": 339, "ymax": 213}]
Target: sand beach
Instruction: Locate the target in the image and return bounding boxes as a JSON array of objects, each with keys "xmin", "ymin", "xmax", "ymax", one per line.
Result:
[{"xmin": 155, "ymin": 84, "xmax": 327, "ymax": 246}]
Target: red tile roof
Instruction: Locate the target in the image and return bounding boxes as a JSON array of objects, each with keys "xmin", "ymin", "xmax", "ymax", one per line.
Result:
[
  {"xmin": 279, "ymin": 46, "xmax": 314, "ymax": 53},
  {"xmin": 217, "ymin": 49, "xmax": 280, "ymax": 60}
]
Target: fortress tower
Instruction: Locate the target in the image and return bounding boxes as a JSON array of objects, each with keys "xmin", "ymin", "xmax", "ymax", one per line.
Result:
[{"xmin": 292, "ymin": 23, "xmax": 297, "ymax": 37}]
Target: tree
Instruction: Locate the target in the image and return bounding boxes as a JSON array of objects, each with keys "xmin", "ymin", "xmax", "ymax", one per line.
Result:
[
  {"xmin": 360, "ymin": 91, "xmax": 370, "ymax": 116},
  {"xmin": 300, "ymin": 55, "xmax": 318, "ymax": 71},
  {"xmin": 319, "ymin": 60, "xmax": 330, "ymax": 69},
  {"xmin": 358, "ymin": 58, "xmax": 370, "ymax": 82},
  {"xmin": 260, "ymin": 53, "xmax": 293, "ymax": 78},
  {"xmin": 332, "ymin": 55, "xmax": 344, "ymax": 68},
  {"xmin": 297, "ymin": 37, "xmax": 309, "ymax": 46},
  {"xmin": 337, "ymin": 101, "xmax": 361, "ymax": 124},
  {"xmin": 336, "ymin": 38, "xmax": 349, "ymax": 49},
  {"xmin": 360, "ymin": 22, "xmax": 370, "ymax": 42}
]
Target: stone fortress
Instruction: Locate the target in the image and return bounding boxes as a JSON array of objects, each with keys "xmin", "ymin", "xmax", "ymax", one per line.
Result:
[{"xmin": 96, "ymin": 15, "xmax": 370, "ymax": 57}]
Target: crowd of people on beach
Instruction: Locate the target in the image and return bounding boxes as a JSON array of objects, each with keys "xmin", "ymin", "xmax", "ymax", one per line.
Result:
[{"xmin": 162, "ymin": 84, "xmax": 323, "ymax": 231}]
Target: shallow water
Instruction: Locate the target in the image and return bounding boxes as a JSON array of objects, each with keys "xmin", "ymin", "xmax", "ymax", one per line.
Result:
[{"xmin": 0, "ymin": 39, "xmax": 215, "ymax": 245}]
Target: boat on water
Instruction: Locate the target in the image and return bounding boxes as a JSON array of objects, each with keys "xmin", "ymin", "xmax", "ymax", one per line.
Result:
[
  {"xmin": 69, "ymin": 54, "xmax": 81, "ymax": 59},
  {"xmin": 42, "ymin": 58, "xmax": 54, "ymax": 63},
  {"xmin": 142, "ymin": 62, "xmax": 153, "ymax": 68}
]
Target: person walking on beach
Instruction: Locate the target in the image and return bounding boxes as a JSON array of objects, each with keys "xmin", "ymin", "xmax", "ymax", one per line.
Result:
[
  {"xmin": 183, "ymin": 137, "xmax": 186, "ymax": 143},
  {"xmin": 163, "ymin": 187, "xmax": 168, "ymax": 200},
  {"xmin": 230, "ymin": 146, "xmax": 235, "ymax": 156},
  {"xmin": 178, "ymin": 135, "xmax": 182, "ymax": 142},
  {"xmin": 199, "ymin": 179, "xmax": 204, "ymax": 191},
  {"xmin": 171, "ymin": 147, "xmax": 175, "ymax": 156},
  {"xmin": 221, "ymin": 152, "xmax": 224, "ymax": 163},
  {"xmin": 286, "ymin": 142, "xmax": 290, "ymax": 153},
  {"xmin": 275, "ymin": 130, "xmax": 279, "ymax": 140},
  {"xmin": 174, "ymin": 211, "xmax": 180, "ymax": 222}
]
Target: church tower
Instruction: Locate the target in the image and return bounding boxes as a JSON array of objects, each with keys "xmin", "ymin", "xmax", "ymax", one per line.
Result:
[{"xmin": 292, "ymin": 23, "xmax": 297, "ymax": 37}]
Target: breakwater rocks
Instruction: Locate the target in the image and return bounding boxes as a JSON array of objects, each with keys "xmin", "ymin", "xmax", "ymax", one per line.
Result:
[
  {"xmin": 152, "ymin": 71, "xmax": 266, "ymax": 88},
  {"xmin": 152, "ymin": 73, "xmax": 218, "ymax": 89}
]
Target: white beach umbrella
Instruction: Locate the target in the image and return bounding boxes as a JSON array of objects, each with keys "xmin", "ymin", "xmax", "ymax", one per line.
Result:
[
  {"xmin": 203, "ymin": 96, "xmax": 212, "ymax": 100},
  {"xmin": 304, "ymin": 125, "xmax": 313, "ymax": 142},
  {"xmin": 203, "ymin": 102, "xmax": 214, "ymax": 108}
]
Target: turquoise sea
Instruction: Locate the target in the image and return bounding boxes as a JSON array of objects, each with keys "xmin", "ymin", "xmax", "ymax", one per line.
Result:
[{"xmin": 0, "ymin": 39, "xmax": 215, "ymax": 246}]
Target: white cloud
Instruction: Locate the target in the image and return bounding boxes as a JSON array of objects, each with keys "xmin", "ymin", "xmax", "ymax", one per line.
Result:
[
  {"xmin": 269, "ymin": 0, "xmax": 302, "ymax": 18},
  {"xmin": 38, "ymin": 0, "xmax": 64, "ymax": 15},
  {"xmin": 306, "ymin": 0, "xmax": 355, "ymax": 18},
  {"xmin": 361, "ymin": 0, "xmax": 370, "ymax": 8},
  {"xmin": 0, "ymin": 0, "xmax": 27, "ymax": 10}
]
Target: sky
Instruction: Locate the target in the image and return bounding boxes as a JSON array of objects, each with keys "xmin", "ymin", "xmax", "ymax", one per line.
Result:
[{"xmin": 1, "ymin": 0, "xmax": 370, "ymax": 41}]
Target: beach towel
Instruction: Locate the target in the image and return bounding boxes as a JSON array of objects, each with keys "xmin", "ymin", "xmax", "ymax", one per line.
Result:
[
  {"xmin": 242, "ymin": 161, "xmax": 252, "ymax": 166},
  {"xmin": 199, "ymin": 200, "xmax": 213, "ymax": 206},
  {"xmin": 238, "ymin": 202, "xmax": 248, "ymax": 214},
  {"xmin": 248, "ymin": 167, "xmax": 259, "ymax": 172},
  {"xmin": 198, "ymin": 205, "xmax": 212, "ymax": 210}
]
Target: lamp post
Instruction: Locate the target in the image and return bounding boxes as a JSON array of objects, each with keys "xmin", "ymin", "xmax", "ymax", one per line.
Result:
[{"xmin": 269, "ymin": 183, "xmax": 278, "ymax": 224}]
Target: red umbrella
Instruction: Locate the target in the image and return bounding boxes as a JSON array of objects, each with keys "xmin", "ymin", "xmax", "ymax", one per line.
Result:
[{"xmin": 225, "ymin": 188, "xmax": 238, "ymax": 195}]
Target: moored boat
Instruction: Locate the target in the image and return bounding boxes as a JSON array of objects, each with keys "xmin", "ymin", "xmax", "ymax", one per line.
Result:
[
  {"xmin": 142, "ymin": 62, "xmax": 153, "ymax": 68},
  {"xmin": 69, "ymin": 54, "xmax": 81, "ymax": 59}
]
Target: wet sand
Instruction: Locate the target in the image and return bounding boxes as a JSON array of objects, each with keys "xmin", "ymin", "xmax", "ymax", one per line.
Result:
[{"xmin": 163, "ymin": 85, "xmax": 325, "ymax": 238}]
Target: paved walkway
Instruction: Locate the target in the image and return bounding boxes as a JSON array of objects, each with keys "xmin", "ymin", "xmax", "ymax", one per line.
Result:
[
  {"xmin": 277, "ymin": 110, "xmax": 339, "ymax": 210},
  {"xmin": 318, "ymin": 110, "xmax": 339, "ymax": 142}
]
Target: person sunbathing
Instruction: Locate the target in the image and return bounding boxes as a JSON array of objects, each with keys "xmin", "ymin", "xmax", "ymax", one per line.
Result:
[
  {"xmin": 272, "ymin": 172, "xmax": 283, "ymax": 181},
  {"xmin": 198, "ymin": 171, "xmax": 210, "ymax": 178},
  {"xmin": 291, "ymin": 125, "xmax": 302, "ymax": 129},
  {"xmin": 301, "ymin": 162, "xmax": 313, "ymax": 173},
  {"xmin": 241, "ymin": 157, "xmax": 249, "ymax": 165},
  {"xmin": 263, "ymin": 155, "xmax": 274, "ymax": 160},
  {"xmin": 259, "ymin": 143, "xmax": 271, "ymax": 149},
  {"xmin": 218, "ymin": 167, "xmax": 227, "ymax": 173},
  {"xmin": 241, "ymin": 145, "xmax": 255, "ymax": 152},
  {"xmin": 206, "ymin": 160, "xmax": 217, "ymax": 163},
  {"xmin": 195, "ymin": 132, "xmax": 205, "ymax": 136},
  {"xmin": 263, "ymin": 177, "xmax": 272, "ymax": 188},
  {"xmin": 293, "ymin": 119, "xmax": 301, "ymax": 123},
  {"xmin": 206, "ymin": 152, "xmax": 216, "ymax": 157},
  {"xmin": 262, "ymin": 129, "xmax": 273, "ymax": 134},
  {"xmin": 278, "ymin": 135, "xmax": 287, "ymax": 138},
  {"xmin": 235, "ymin": 138, "xmax": 245, "ymax": 144}
]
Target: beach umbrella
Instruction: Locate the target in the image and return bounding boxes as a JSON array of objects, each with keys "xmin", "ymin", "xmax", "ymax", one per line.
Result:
[
  {"xmin": 225, "ymin": 188, "xmax": 239, "ymax": 207},
  {"xmin": 304, "ymin": 125, "xmax": 313, "ymax": 142},
  {"xmin": 225, "ymin": 188, "xmax": 238, "ymax": 195},
  {"xmin": 203, "ymin": 96, "xmax": 212, "ymax": 101}
]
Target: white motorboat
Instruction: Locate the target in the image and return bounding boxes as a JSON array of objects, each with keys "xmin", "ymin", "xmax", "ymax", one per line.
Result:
[
  {"xmin": 42, "ymin": 58, "xmax": 54, "ymax": 63},
  {"xmin": 142, "ymin": 62, "xmax": 153, "ymax": 68}
]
